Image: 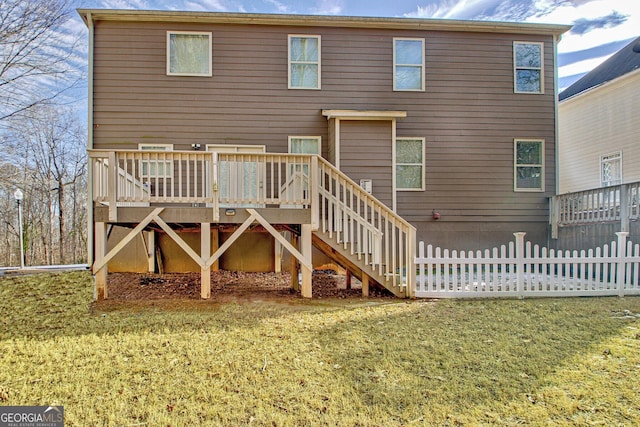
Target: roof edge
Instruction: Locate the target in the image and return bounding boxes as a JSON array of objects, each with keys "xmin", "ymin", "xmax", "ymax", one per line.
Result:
[
  {"xmin": 560, "ymin": 66, "xmax": 640, "ymax": 104},
  {"xmin": 77, "ymin": 9, "xmax": 571, "ymax": 36}
]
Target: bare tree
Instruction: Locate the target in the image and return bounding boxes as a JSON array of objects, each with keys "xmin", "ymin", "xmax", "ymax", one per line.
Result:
[
  {"xmin": 1, "ymin": 106, "xmax": 86, "ymax": 266},
  {"xmin": 0, "ymin": 0, "xmax": 83, "ymax": 125}
]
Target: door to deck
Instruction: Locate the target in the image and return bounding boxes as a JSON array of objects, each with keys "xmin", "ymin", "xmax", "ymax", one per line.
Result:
[{"xmin": 207, "ymin": 144, "xmax": 266, "ymax": 208}]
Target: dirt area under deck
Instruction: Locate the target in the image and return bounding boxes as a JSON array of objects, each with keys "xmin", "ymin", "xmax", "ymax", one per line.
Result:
[{"xmin": 105, "ymin": 270, "xmax": 394, "ymax": 302}]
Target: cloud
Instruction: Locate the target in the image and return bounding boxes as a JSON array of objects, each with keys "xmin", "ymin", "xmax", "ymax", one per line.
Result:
[
  {"xmin": 263, "ymin": 0, "xmax": 292, "ymax": 13},
  {"xmin": 310, "ymin": 0, "xmax": 343, "ymax": 15},
  {"xmin": 179, "ymin": 0, "xmax": 228, "ymax": 11},
  {"xmin": 97, "ymin": 0, "xmax": 151, "ymax": 9},
  {"xmin": 570, "ymin": 10, "xmax": 628, "ymax": 35},
  {"xmin": 404, "ymin": 0, "xmax": 553, "ymax": 21},
  {"xmin": 405, "ymin": 0, "xmax": 506, "ymax": 20},
  {"xmin": 403, "ymin": 0, "xmax": 618, "ymax": 24}
]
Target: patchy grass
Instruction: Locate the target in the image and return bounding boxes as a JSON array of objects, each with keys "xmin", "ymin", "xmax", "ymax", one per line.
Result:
[{"xmin": 1, "ymin": 272, "xmax": 640, "ymax": 426}]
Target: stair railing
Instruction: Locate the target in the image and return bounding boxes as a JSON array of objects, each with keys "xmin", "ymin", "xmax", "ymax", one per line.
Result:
[{"xmin": 316, "ymin": 157, "xmax": 416, "ymax": 296}]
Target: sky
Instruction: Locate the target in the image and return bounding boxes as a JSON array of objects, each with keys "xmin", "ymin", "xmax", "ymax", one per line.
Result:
[{"xmin": 70, "ymin": 0, "xmax": 639, "ymax": 91}]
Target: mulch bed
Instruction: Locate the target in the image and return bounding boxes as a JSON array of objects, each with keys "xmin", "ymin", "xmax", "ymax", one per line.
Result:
[{"xmin": 106, "ymin": 270, "xmax": 393, "ymax": 301}]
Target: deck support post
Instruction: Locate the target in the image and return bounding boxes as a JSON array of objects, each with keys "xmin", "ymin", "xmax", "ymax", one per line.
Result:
[
  {"xmin": 346, "ymin": 270, "xmax": 352, "ymax": 289},
  {"xmin": 301, "ymin": 224, "xmax": 312, "ymax": 298},
  {"xmin": 275, "ymin": 237, "xmax": 282, "ymax": 274},
  {"xmin": 211, "ymin": 228, "xmax": 219, "ymax": 271},
  {"xmin": 201, "ymin": 222, "xmax": 211, "ymax": 299},
  {"xmin": 361, "ymin": 272, "xmax": 370, "ymax": 297},
  {"xmin": 94, "ymin": 221, "xmax": 108, "ymax": 300},
  {"xmin": 147, "ymin": 230, "xmax": 155, "ymax": 273},
  {"xmin": 290, "ymin": 232, "xmax": 300, "ymax": 291}
]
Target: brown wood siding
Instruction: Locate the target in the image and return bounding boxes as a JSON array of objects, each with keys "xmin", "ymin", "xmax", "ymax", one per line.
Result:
[
  {"xmin": 92, "ymin": 20, "xmax": 558, "ymax": 245},
  {"xmin": 339, "ymin": 121, "xmax": 393, "ymax": 208}
]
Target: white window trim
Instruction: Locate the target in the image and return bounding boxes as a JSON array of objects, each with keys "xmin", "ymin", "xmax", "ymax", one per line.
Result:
[
  {"xmin": 138, "ymin": 143, "xmax": 174, "ymax": 179},
  {"xmin": 513, "ymin": 41, "xmax": 544, "ymax": 94},
  {"xmin": 288, "ymin": 136, "xmax": 322, "ymax": 154},
  {"xmin": 393, "ymin": 37, "xmax": 425, "ymax": 92},
  {"xmin": 288, "ymin": 35, "xmax": 321, "ymax": 90},
  {"xmin": 395, "ymin": 137, "xmax": 425, "ymax": 191},
  {"xmin": 206, "ymin": 144, "xmax": 266, "ymax": 153},
  {"xmin": 166, "ymin": 31, "xmax": 212, "ymax": 77},
  {"xmin": 139, "ymin": 143, "xmax": 173, "ymax": 150},
  {"xmin": 514, "ymin": 139, "xmax": 545, "ymax": 192},
  {"xmin": 600, "ymin": 151, "xmax": 622, "ymax": 187}
]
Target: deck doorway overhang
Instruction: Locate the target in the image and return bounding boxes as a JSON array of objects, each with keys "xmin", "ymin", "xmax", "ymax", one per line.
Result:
[{"xmin": 322, "ymin": 109, "xmax": 407, "ymax": 212}]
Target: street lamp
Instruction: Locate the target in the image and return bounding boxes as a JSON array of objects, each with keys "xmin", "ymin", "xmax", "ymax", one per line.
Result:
[{"xmin": 14, "ymin": 189, "xmax": 24, "ymax": 269}]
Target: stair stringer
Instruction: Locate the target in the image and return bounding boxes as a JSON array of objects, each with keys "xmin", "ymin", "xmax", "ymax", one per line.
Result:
[{"xmin": 312, "ymin": 229, "xmax": 407, "ymax": 297}]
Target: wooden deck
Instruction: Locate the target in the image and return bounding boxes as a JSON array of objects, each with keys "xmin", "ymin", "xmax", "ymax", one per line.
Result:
[{"xmin": 89, "ymin": 150, "xmax": 416, "ymax": 300}]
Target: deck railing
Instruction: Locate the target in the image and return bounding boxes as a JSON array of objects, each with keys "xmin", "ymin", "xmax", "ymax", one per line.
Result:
[
  {"xmin": 89, "ymin": 150, "xmax": 313, "ymax": 220},
  {"xmin": 550, "ymin": 181, "xmax": 640, "ymax": 236}
]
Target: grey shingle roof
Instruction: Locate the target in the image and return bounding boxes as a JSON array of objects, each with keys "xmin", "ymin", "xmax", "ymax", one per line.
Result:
[{"xmin": 559, "ymin": 36, "xmax": 640, "ymax": 101}]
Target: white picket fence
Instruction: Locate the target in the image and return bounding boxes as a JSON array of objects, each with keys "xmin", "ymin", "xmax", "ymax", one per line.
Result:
[{"xmin": 415, "ymin": 232, "xmax": 640, "ymax": 298}]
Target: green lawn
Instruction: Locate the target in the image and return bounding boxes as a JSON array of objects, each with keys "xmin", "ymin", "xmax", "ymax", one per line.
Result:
[{"xmin": 1, "ymin": 271, "xmax": 639, "ymax": 426}]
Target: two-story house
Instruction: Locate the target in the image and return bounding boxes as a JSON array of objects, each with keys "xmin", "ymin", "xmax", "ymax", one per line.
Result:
[{"xmin": 79, "ymin": 9, "xmax": 569, "ymax": 299}]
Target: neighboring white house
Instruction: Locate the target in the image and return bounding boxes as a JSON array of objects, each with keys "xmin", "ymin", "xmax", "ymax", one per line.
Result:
[{"xmin": 558, "ymin": 36, "xmax": 640, "ymax": 194}]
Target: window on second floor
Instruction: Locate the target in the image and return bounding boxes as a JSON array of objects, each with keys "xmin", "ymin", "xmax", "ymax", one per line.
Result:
[
  {"xmin": 514, "ymin": 139, "xmax": 544, "ymax": 192},
  {"xmin": 396, "ymin": 138, "xmax": 425, "ymax": 191},
  {"xmin": 393, "ymin": 38, "xmax": 425, "ymax": 91},
  {"xmin": 601, "ymin": 151, "xmax": 622, "ymax": 187},
  {"xmin": 514, "ymin": 42, "xmax": 543, "ymax": 94},
  {"xmin": 167, "ymin": 31, "xmax": 212, "ymax": 76},
  {"xmin": 288, "ymin": 35, "xmax": 321, "ymax": 89}
]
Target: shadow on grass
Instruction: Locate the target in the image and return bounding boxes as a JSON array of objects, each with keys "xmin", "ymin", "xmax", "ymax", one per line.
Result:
[
  {"xmin": 1, "ymin": 272, "xmax": 639, "ymax": 425},
  {"xmin": 312, "ymin": 297, "xmax": 640, "ymax": 425},
  {"xmin": 0, "ymin": 271, "xmax": 375, "ymax": 341},
  {"xmin": 0, "ymin": 272, "xmax": 303, "ymax": 340}
]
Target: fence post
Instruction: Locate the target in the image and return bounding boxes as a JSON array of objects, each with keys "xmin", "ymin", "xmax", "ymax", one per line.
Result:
[
  {"xmin": 514, "ymin": 232, "xmax": 526, "ymax": 298},
  {"xmin": 549, "ymin": 196, "xmax": 559, "ymax": 239},
  {"xmin": 620, "ymin": 184, "xmax": 629, "ymax": 232},
  {"xmin": 616, "ymin": 232, "xmax": 629, "ymax": 297}
]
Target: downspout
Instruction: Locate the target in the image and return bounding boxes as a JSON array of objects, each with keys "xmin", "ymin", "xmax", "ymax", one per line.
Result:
[
  {"xmin": 550, "ymin": 33, "xmax": 561, "ymax": 243},
  {"xmin": 87, "ymin": 12, "xmax": 95, "ymax": 266},
  {"xmin": 553, "ymin": 34, "xmax": 561, "ymax": 196}
]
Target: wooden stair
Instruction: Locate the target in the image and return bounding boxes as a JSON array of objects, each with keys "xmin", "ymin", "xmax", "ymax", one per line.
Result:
[
  {"xmin": 312, "ymin": 230, "xmax": 406, "ymax": 297},
  {"xmin": 309, "ymin": 157, "xmax": 416, "ymax": 298}
]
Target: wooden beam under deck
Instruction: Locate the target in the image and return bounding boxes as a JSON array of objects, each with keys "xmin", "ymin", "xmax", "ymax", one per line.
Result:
[
  {"xmin": 93, "ymin": 206, "xmax": 316, "ymax": 300},
  {"xmin": 95, "ymin": 206, "xmax": 311, "ymax": 225}
]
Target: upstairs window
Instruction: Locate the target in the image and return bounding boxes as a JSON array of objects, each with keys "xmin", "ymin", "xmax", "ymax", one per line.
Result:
[
  {"xmin": 396, "ymin": 138, "xmax": 425, "ymax": 191},
  {"xmin": 601, "ymin": 152, "xmax": 622, "ymax": 187},
  {"xmin": 289, "ymin": 35, "xmax": 321, "ymax": 89},
  {"xmin": 393, "ymin": 38, "xmax": 425, "ymax": 91},
  {"xmin": 167, "ymin": 31, "xmax": 212, "ymax": 76},
  {"xmin": 514, "ymin": 139, "xmax": 544, "ymax": 192},
  {"xmin": 514, "ymin": 42, "xmax": 543, "ymax": 94}
]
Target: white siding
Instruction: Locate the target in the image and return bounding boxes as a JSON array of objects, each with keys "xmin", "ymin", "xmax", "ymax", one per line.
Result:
[{"xmin": 559, "ymin": 69, "xmax": 640, "ymax": 193}]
